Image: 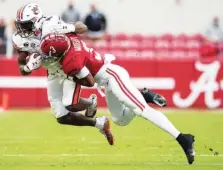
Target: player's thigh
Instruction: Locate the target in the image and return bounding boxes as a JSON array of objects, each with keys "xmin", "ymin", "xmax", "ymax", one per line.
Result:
[
  {"xmin": 105, "ymin": 90, "xmax": 135, "ymax": 126},
  {"xmin": 105, "ymin": 90, "xmax": 125, "ymax": 119},
  {"xmin": 47, "ymin": 78, "xmax": 69, "ymax": 118},
  {"xmin": 106, "ymin": 64, "xmax": 147, "ymax": 114},
  {"xmin": 47, "ymin": 78, "xmax": 63, "ymax": 102},
  {"xmin": 62, "ymin": 79, "xmax": 81, "ymax": 107}
]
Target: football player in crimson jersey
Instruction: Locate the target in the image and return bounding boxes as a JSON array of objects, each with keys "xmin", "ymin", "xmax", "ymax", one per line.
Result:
[
  {"xmin": 40, "ymin": 33, "xmax": 196, "ymax": 165},
  {"xmin": 14, "ymin": 3, "xmax": 114, "ymax": 146}
]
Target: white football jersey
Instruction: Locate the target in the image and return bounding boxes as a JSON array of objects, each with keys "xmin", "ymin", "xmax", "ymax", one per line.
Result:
[{"xmin": 12, "ymin": 33, "xmax": 40, "ymax": 54}]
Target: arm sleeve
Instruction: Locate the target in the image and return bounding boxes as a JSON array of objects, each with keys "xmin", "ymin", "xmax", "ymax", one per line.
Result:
[
  {"xmin": 41, "ymin": 16, "xmax": 76, "ymax": 37},
  {"xmin": 75, "ymin": 66, "xmax": 90, "ymax": 79}
]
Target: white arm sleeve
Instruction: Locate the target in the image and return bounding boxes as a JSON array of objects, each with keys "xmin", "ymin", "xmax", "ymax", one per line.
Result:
[
  {"xmin": 75, "ymin": 66, "xmax": 90, "ymax": 79},
  {"xmin": 41, "ymin": 16, "xmax": 76, "ymax": 37},
  {"xmin": 52, "ymin": 22, "xmax": 76, "ymax": 34}
]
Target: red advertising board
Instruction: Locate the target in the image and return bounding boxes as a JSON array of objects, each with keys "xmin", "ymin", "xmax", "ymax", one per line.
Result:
[{"xmin": 0, "ymin": 58, "xmax": 222, "ymax": 108}]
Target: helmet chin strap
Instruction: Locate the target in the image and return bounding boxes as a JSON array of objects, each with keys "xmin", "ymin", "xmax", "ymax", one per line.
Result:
[{"xmin": 34, "ymin": 29, "xmax": 41, "ymax": 36}]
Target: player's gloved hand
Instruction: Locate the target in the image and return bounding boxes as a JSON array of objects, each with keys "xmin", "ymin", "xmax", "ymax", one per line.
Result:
[{"xmin": 24, "ymin": 53, "xmax": 42, "ymax": 72}]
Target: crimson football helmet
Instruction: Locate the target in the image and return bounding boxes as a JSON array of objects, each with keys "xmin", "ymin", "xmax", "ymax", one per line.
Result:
[{"xmin": 40, "ymin": 33, "xmax": 71, "ymax": 60}]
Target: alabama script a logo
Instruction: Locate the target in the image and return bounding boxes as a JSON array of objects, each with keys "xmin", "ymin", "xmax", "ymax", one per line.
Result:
[{"xmin": 173, "ymin": 60, "xmax": 223, "ymax": 108}]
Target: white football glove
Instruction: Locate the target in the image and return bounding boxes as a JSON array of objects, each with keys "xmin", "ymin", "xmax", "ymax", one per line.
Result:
[{"xmin": 24, "ymin": 53, "xmax": 42, "ymax": 72}]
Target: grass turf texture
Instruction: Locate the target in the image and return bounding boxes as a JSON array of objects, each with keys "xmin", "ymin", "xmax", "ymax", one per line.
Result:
[{"xmin": 0, "ymin": 109, "xmax": 222, "ymax": 170}]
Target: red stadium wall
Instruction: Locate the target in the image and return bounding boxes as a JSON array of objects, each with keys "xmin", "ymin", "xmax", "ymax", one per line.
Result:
[{"xmin": 0, "ymin": 58, "xmax": 223, "ymax": 109}]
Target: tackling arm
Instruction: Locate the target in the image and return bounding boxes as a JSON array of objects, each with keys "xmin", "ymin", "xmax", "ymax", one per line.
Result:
[
  {"xmin": 72, "ymin": 66, "xmax": 95, "ymax": 87},
  {"xmin": 73, "ymin": 74, "xmax": 95, "ymax": 87},
  {"xmin": 42, "ymin": 16, "xmax": 88, "ymax": 36},
  {"xmin": 60, "ymin": 21, "xmax": 88, "ymax": 34}
]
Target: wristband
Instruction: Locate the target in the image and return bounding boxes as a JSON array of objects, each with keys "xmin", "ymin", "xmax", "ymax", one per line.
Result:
[{"xmin": 67, "ymin": 24, "xmax": 75, "ymax": 32}]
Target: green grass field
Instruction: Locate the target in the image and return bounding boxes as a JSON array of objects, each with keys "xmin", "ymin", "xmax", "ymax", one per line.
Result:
[{"xmin": 0, "ymin": 109, "xmax": 222, "ymax": 170}]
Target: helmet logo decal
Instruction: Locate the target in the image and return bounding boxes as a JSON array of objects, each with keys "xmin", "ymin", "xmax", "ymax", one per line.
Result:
[
  {"xmin": 49, "ymin": 46, "xmax": 56, "ymax": 56},
  {"xmin": 32, "ymin": 5, "xmax": 39, "ymax": 15}
]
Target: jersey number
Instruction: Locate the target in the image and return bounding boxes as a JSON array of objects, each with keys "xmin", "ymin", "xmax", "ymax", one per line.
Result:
[
  {"xmin": 49, "ymin": 46, "xmax": 56, "ymax": 56},
  {"xmin": 81, "ymin": 40, "xmax": 102, "ymax": 61}
]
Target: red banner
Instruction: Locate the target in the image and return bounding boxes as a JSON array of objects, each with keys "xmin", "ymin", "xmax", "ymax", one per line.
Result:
[{"xmin": 0, "ymin": 58, "xmax": 223, "ymax": 109}]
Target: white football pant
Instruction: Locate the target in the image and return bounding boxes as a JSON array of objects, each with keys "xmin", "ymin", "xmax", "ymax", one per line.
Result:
[
  {"xmin": 96, "ymin": 64, "xmax": 180, "ymax": 138},
  {"xmin": 47, "ymin": 77, "xmax": 81, "ymax": 118}
]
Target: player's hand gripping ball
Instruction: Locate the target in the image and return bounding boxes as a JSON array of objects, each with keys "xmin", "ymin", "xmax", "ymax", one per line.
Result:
[{"xmin": 25, "ymin": 53, "xmax": 42, "ymax": 71}]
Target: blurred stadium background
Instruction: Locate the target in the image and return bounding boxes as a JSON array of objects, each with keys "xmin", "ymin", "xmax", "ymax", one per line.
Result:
[{"xmin": 0, "ymin": 0, "xmax": 223, "ymax": 170}]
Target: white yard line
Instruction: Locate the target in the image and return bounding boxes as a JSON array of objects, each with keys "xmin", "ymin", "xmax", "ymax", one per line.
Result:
[
  {"xmin": 1, "ymin": 153, "xmax": 223, "ymax": 157},
  {"xmin": 1, "ymin": 154, "xmax": 223, "ymax": 166}
]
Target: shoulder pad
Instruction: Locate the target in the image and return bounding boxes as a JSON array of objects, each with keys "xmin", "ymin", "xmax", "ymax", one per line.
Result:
[{"xmin": 12, "ymin": 33, "xmax": 24, "ymax": 50}]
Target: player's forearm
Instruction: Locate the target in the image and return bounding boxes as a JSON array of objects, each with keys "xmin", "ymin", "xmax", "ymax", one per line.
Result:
[
  {"xmin": 73, "ymin": 75, "xmax": 95, "ymax": 87},
  {"xmin": 74, "ymin": 68, "xmax": 94, "ymax": 87},
  {"xmin": 74, "ymin": 79, "xmax": 94, "ymax": 87},
  {"xmin": 65, "ymin": 98, "xmax": 92, "ymax": 112},
  {"xmin": 17, "ymin": 51, "xmax": 31, "ymax": 76}
]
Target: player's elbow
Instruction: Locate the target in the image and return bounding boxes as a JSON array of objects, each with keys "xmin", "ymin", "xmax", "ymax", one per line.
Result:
[
  {"xmin": 86, "ymin": 81, "xmax": 94, "ymax": 87},
  {"xmin": 78, "ymin": 74, "xmax": 95, "ymax": 87},
  {"xmin": 85, "ymin": 78, "xmax": 95, "ymax": 87}
]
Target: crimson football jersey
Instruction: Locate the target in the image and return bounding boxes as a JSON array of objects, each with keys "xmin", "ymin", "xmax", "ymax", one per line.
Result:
[{"xmin": 61, "ymin": 33, "xmax": 105, "ymax": 77}]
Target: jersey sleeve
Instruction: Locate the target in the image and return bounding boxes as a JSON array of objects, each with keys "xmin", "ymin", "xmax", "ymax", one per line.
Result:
[{"xmin": 75, "ymin": 66, "xmax": 90, "ymax": 79}]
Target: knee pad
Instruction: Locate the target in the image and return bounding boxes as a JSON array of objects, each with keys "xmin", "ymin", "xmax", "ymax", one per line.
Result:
[
  {"xmin": 113, "ymin": 119, "xmax": 131, "ymax": 126},
  {"xmin": 133, "ymin": 107, "xmax": 144, "ymax": 117},
  {"xmin": 112, "ymin": 109, "xmax": 135, "ymax": 126}
]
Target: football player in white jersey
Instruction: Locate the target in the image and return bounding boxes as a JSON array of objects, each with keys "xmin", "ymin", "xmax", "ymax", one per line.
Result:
[{"xmin": 13, "ymin": 3, "xmax": 114, "ymax": 145}]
